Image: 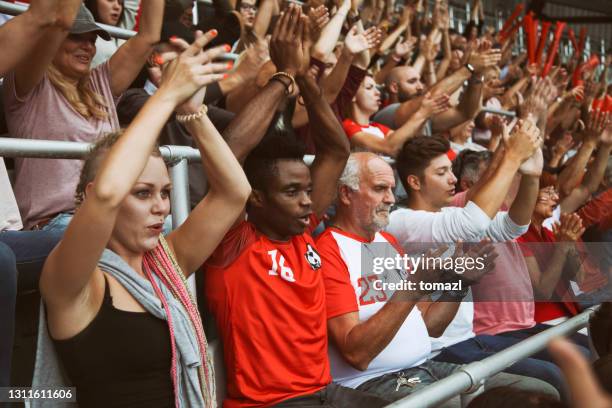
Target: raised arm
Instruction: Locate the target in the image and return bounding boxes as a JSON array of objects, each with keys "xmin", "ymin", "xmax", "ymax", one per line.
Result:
[
  {"xmin": 108, "ymin": 0, "xmax": 164, "ymax": 96},
  {"xmin": 223, "ymin": 5, "xmax": 310, "ymax": 163},
  {"xmin": 373, "ymin": 37, "xmax": 415, "ymax": 84},
  {"xmin": 320, "ymin": 26, "xmax": 382, "ymax": 103},
  {"xmin": 288, "ymin": 12, "xmax": 350, "ymax": 217},
  {"xmin": 469, "ymin": 120, "xmax": 540, "ymax": 218},
  {"xmin": 252, "ymin": 0, "xmax": 279, "ymax": 38},
  {"xmin": 525, "ymin": 213, "xmax": 584, "ymax": 299},
  {"xmin": 508, "ymin": 154, "xmax": 543, "ymax": 226},
  {"xmin": 394, "ymin": 47, "xmax": 499, "ymax": 127},
  {"xmin": 166, "ymin": 68, "xmax": 250, "ymax": 275},
  {"xmin": 41, "ymin": 34, "xmax": 217, "ymax": 306},
  {"xmin": 561, "ymin": 126, "xmax": 612, "ymax": 213},
  {"xmin": 431, "ymin": 46, "xmax": 502, "ymax": 132},
  {"xmin": 311, "ymin": 0, "xmax": 350, "ymax": 61},
  {"xmin": 299, "ymin": 74, "xmax": 351, "ymax": 218},
  {"xmin": 11, "ymin": 0, "xmax": 82, "ymax": 96},
  {"xmin": 558, "ymin": 110, "xmax": 607, "ymax": 197},
  {"xmin": 0, "ymin": 0, "xmax": 81, "ymax": 78},
  {"xmin": 351, "ymin": 92, "xmax": 450, "ymax": 156}
]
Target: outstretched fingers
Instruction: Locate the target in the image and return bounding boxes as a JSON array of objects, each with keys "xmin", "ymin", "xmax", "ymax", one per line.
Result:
[{"xmin": 185, "ymin": 29, "xmax": 219, "ymax": 58}]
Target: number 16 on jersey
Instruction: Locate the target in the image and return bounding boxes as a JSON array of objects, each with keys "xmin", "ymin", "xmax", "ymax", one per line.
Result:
[{"xmin": 268, "ymin": 250, "xmax": 296, "ymax": 282}]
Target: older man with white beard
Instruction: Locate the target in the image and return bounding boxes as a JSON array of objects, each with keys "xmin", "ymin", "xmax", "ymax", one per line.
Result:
[{"xmin": 314, "ymin": 152, "xmax": 558, "ymax": 405}]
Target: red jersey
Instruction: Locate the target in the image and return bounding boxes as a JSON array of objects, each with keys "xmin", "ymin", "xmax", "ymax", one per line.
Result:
[
  {"xmin": 342, "ymin": 119, "xmax": 391, "ymax": 140},
  {"xmin": 518, "ymin": 224, "xmax": 580, "ymax": 322},
  {"xmin": 204, "ymin": 215, "xmax": 331, "ymax": 407}
]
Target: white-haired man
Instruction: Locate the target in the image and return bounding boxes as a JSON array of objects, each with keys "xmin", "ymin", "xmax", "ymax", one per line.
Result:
[{"xmin": 315, "ymin": 152, "xmax": 558, "ymax": 404}]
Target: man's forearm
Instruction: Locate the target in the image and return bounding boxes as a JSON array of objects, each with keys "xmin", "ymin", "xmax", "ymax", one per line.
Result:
[
  {"xmin": 336, "ymin": 293, "xmax": 420, "ymax": 370},
  {"xmin": 457, "ymin": 78, "xmax": 483, "ymax": 120},
  {"xmin": 471, "ymin": 152, "xmax": 522, "ymax": 218},
  {"xmin": 320, "ymin": 48, "xmax": 354, "ymax": 102},
  {"xmin": 223, "ymin": 80, "xmax": 286, "ymax": 162},
  {"xmin": 535, "ymin": 245, "xmax": 573, "ymax": 299},
  {"xmin": 386, "ymin": 109, "xmax": 429, "ymax": 156},
  {"xmin": 430, "ymin": 66, "xmax": 471, "ymax": 97},
  {"xmin": 582, "ymin": 144, "xmax": 612, "ymax": 194},
  {"xmin": 419, "ymin": 300, "xmax": 460, "ymax": 337},
  {"xmin": 508, "ymin": 175, "xmax": 539, "ymax": 226},
  {"xmin": 297, "ymin": 75, "xmax": 349, "ymax": 157},
  {"xmin": 558, "ymin": 139, "xmax": 597, "ymax": 196}
]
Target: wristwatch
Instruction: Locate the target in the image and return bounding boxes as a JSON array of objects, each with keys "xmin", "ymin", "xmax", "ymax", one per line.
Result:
[{"xmin": 465, "ymin": 63, "xmax": 475, "ymax": 74}]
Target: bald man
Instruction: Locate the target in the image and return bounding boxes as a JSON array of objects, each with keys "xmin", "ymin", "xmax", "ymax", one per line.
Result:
[
  {"xmin": 373, "ymin": 47, "xmax": 501, "ymax": 135},
  {"xmin": 315, "ymin": 152, "xmax": 559, "ymax": 405}
]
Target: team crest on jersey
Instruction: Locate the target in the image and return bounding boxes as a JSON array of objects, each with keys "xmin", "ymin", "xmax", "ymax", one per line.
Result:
[{"xmin": 305, "ymin": 244, "xmax": 322, "ymax": 270}]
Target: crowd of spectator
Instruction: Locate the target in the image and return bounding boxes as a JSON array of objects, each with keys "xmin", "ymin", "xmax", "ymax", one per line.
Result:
[{"xmin": 0, "ymin": 0, "xmax": 611, "ymax": 407}]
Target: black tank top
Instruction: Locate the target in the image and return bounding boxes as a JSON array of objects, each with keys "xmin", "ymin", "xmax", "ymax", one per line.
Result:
[{"xmin": 52, "ymin": 275, "xmax": 174, "ymax": 408}]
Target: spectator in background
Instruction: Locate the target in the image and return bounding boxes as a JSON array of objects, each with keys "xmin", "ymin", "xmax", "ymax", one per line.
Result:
[
  {"xmin": 34, "ymin": 31, "xmax": 246, "ymax": 407},
  {"xmin": 342, "ymin": 75, "xmax": 450, "ymax": 156},
  {"xmin": 236, "ymin": 0, "xmax": 257, "ymax": 29},
  {"xmin": 0, "ymin": 0, "xmax": 82, "ymax": 388},
  {"xmin": 3, "ymin": 2, "xmax": 164, "ymax": 232},
  {"xmin": 448, "ymin": 120, "xmax": 487, "ymax": 153},
  {"xmin": 84, "ymin": 0, "xmax": 140, "ymax": 67}
]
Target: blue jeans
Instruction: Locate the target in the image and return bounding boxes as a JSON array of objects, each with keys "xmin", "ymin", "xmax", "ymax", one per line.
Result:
[
  {"xmin": 0, "ymin": 229, "xmax": 64, "ymax": 387},
  {"xmin": 0, "ymin": 242, "xmax": 17, "ymax": 387},
  {"xmin": 434, "ymin": 334, "xmax": 567, "ymax": 400},
  {"xmin": 355, "ymin": 359, "xmax": 558, "ymax": 406},
  {"xmin": 497, "ymin": 323, "xmax": 591, "ymax": 359},
  {"xmin": 39, "ymin": 212, "xmax": 72, "ymax": 233}
]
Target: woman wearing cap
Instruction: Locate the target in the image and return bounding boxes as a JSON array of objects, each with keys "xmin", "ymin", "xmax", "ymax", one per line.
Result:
[
  {"xmin": 83, "ymin": 0, "xmax": 141, "ymax": 67},
  {"xmin": 2, "ymin": 1, "xmax": 164, "ymax": 232},
  {"xmin": 0, "ymin": 0, "xmax": 82, "ymax": 390},
  {"xmin": 36, "ymin": 30, "xmax": 246, "ymax": 408}
]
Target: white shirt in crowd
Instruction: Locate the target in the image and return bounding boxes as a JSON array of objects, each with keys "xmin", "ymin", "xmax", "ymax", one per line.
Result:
[
  {"xmin": 386, "ymin": 201, "xmax": 528, "ymax": 354},
  {"xmin": 323, "ymin": 229, "xmax": 431, "ymax": 388}
]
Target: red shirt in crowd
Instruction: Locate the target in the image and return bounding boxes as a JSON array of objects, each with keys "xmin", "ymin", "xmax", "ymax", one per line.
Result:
[
  {"xmin": 342, "ymin": 118, "xmax": 391, "ymax": 140},
  {"xmin": 203, "ymin": 215, "xmax": 331, "ymax": 407},
  {"xmin": 518, "ymin": 224, "xmax": 580, "ymax": 323}
]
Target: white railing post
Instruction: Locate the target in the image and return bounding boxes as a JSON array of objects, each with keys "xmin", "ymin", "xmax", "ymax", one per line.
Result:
[{"xmin": 169, "ymin": 158, "xmax": 190, "ymax": 229}]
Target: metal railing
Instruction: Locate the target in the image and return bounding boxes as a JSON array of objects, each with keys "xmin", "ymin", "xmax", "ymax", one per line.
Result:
[
  {"xmin": 389, "ymin": 308, "xmax": 595, "ymax": 408},
  {"xmin": 0, "ymin": 137, "xmax": 317, "ymax": 228},
  {"xmin": 0, "ymin": 1, "xmax": 239, "ymax": 61}
]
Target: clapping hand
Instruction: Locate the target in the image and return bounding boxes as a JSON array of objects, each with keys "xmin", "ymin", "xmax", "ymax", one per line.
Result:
[
  {"xmin": 158, "ymin": 30, "xmax": 231, "ymax": 113},
  {"xmin": 270, "ymin": 4, "xmax": 311, "ymax": 77},
  {"xmin": 344, "ymin": 25, "xmax": 383, "ymax": 56},
  {"xmin": 552, "ymin": 213, "xmax": 585, "ymax": 242}
]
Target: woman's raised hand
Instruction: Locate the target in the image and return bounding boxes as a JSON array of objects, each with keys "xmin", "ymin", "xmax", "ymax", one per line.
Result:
[{"xmin": 157, "ymin": 30, "xmax": 231, "ymax": 107}]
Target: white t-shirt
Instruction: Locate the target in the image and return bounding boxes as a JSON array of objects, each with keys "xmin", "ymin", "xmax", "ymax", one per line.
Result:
[
  {"xmin": 386, "ymin": 202, "xmax": 528, "ymax": 353},
  {"xmin": 317, "ymin": 228, "xmax": 431, "ymax": 388},
  {"xmin": 0, "ymin": 158, "xmax": 22, "ymax": 231}
]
